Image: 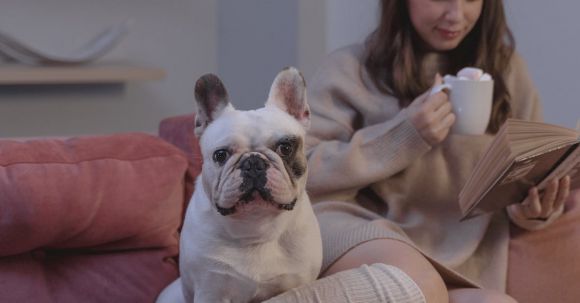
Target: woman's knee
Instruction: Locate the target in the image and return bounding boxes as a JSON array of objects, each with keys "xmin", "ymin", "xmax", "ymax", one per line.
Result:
[{"xmin": 325, "ymin": 239, "xmax": 449, "ymax": 303}]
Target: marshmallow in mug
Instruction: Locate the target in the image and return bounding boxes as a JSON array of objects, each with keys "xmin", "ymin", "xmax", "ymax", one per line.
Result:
[
  {"xmin": 432, "ymin": 67, "xmax": 492, "ymax": 95},
  {"xmin": 443, "ymin": 67, "xmax": 492, "ymax": 83}
]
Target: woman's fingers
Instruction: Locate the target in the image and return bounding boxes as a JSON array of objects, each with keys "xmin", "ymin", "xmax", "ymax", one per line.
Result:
[
  {"xmin": 423, "ymin": 90, "xmax": 449, "ymax": 113},
  {"xmin": 513, "ymin": 176, "xmax": 571, "ymax": 220},
  {"xmin": 433, "ymin": 97, "xmax": 453, "ymax": 120},
  {"xmin": 408, "ymin": 74, "xmax": 455, "ymax": 145},
  {"xmin": 538, "ymin": 178, "xmax": 559, "ymax": 218},
  {"xmin": 433, "ymin": 100, "xmax": 454, "ymax": 130},
  {"xmin": 552, "ymin": 175, "xmax": 571, "ymax": 212},
  {"xmin": 411, "ymin": 93, "xmax": 447, "ymax": 127},
  {"xmin": 508, "ymin": 197, "xmax": 531, "ymax": 219},
  {"xmin": 433, "ymin": 112, "xmax": 455, "ymax": 135},
  {"xmin": 523, "ymin": 187, "xmax": 542, "ymax": 218},
  {"xmin": 413, "ymin": 94, "xmax": 454, "ymax": 143}
]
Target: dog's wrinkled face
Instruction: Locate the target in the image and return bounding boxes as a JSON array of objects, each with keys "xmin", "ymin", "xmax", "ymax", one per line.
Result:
[
  {"xmin": 194, "ymin": 67, "xmax": 310, "ymax": 219},
  {"xmin": 200, "ymin": 109, "xmax": 308, "ymax": 217}
]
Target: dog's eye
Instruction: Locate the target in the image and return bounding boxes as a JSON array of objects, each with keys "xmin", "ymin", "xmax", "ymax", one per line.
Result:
[
  {"xmin": 276, "ymin": 143, "xmax": 293, "ymax": 157},
  {"xmin": 213, "ymin": 149, "xmax": 230, "ymax": 165}
]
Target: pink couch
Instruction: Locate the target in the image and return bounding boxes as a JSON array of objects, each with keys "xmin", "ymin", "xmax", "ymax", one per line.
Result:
[{"xmin": 0, "ymin": 114, "xmax": 578, "ymax": 302}]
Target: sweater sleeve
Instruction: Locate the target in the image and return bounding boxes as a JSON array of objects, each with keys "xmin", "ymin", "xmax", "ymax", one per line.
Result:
[{"xmin": 305, "ymin": 47, "xmax": 431, "ymax": 202}]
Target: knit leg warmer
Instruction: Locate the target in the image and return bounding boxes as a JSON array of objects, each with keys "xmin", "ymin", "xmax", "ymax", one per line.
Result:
[{"xmin": 264, "ymin": 263, "xmax": 426, "ymax": 303}]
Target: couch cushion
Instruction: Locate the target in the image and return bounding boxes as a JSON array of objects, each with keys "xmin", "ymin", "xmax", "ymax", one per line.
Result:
[
  {"xmin": 0, "ymin": 248, "xmax": 178, "ymax": 303},
  {"xmin": 0, "ymin": 132, "xmax": 188, "ymax": 302},
  {"xmin": 507, "ymin": 189, "xmax": 580, "ymax": 303},
  {"xmin": 0, "ymin": 133, "xmax": 189, "ymax": 256}
]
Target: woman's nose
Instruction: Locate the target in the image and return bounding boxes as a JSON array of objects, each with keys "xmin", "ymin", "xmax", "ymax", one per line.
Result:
[{"xmin": 443, "ymin": 0, "xmax": 464, "ymax": 24}]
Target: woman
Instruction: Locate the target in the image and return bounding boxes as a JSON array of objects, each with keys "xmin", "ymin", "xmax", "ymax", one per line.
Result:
[{"xmin": 268, "ymin": 0, "xmax": 571, "ymax": 302}]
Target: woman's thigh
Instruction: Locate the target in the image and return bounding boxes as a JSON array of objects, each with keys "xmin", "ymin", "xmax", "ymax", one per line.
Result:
[
  {"xmin": 449, "ymin": 288, "xmax": 517, "ymax": 303},
  {"xmin": 324, "ymin": 238, "xmax": 449, "ymax": 303}
]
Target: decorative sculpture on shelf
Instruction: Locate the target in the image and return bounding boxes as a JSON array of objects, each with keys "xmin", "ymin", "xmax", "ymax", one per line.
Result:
[{"xmin": 0, "ymin": 21, "xmax": 130, "ymax": 66}]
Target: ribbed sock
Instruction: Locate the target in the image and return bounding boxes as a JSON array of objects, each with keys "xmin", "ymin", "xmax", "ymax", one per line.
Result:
[{"xmin": 264, "ymin": 263, "xmax": 426, "ymax": 303}]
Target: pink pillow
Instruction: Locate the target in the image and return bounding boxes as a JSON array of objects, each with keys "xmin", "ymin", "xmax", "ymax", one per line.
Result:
[
  {"xmin": 0, "ymin": 133, "xmax": 189, "ymax": 256},
  {"xmin": 0, "ymin": 132, "xmax": 190, "ymax": 302},
  {"xmin": 507, "ymin": 190, "xmax": 580, "ymax": 303}
]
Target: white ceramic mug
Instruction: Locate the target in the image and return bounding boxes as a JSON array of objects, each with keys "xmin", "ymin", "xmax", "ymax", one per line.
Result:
[{"xmin": 431, "ymin": 78, "xmax": 494, "ymax": 135}]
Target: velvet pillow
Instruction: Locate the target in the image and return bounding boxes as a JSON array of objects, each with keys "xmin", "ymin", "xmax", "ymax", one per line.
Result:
[
  {"xmin": 0, "ymin": 132, "xmax": 191, "ymax": 302},
  {"xmin": 0, "ymin": 133, "xmax": 189, "ymax": 256}
]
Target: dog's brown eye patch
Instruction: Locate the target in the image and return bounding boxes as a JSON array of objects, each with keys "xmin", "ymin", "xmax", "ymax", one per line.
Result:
[
  {"xmin": 291, "ymin": 161, "xmax": 306, "ymax": 178},
  {"xmin": 276, "ymin": 142, "xmax": 294, "ymax": 157},
  {"xmin": 273, "ymin": 136, "xmax": 298, "ymax": 158},
  {"xmin": 273, "ymin": 136, "xmax": 306, "ymax": 180}
]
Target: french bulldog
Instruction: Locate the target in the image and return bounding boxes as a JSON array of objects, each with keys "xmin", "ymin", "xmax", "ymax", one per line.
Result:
[{"xmin": 156, "ymin": 67, "xmax": 322, "ymax": 303}]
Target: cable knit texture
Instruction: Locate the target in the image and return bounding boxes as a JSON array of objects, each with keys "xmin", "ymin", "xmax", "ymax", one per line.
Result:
[{"xmin": 265, "ymin": 264, "xmax": 425, "ymax": 303}]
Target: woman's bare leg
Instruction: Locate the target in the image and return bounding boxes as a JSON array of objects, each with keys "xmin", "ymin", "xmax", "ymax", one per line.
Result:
[
  {"xmin": 449, "ymin": 288, "xmax": 518, "ymax": 303},
  {"xmin": 325, "ymin": 238, "xmax": 519, "ymax": 303},
  {"xmin": 324, "ymin": 238, "xmax": 449, "ymax": 303}
]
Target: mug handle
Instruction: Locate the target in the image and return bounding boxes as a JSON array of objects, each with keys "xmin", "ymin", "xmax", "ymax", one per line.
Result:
[{"xmin": 429, "ymin": 83, "xmax": 452, "ymax": 96}]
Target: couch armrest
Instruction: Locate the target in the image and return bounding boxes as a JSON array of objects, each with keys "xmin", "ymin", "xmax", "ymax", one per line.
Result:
[
  {"xmin": 158, "ymin": 114, "xmax": 201, "ymax": 205},
  {"xmin": 507, "ymin": 190, "xmax": 580, "ymax": 303}
]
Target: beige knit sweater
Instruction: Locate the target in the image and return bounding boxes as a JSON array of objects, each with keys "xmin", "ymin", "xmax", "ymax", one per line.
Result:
[{"xmin": 305, "ymin": 44, "xmax": 558, "ymax": 291}]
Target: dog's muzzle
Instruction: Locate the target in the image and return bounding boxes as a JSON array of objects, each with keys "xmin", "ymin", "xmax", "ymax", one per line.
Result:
[{"xmin": 215, "ymin": 154, "xmax": 297, "ymax": 216}]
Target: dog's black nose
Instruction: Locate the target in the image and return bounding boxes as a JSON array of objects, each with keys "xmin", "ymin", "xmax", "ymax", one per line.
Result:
[
  {"xmin": 240, "ymin": 154, "xmax": 268, "ymax": 178},
  {"xmin": 239, "ymin": 154, "xmax": 273, "ymax": 203}
]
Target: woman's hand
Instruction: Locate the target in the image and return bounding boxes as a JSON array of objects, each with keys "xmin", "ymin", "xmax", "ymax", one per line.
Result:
[
  {"xmin": 408, "ymin": 74, "xmax": 456, "ymax": 146},
  {"xmin": 508, "ymin": 175, "xmax": 571, "ymax": 220}
]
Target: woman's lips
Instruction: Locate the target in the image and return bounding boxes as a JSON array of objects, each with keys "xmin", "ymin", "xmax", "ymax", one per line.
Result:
[{"xmin": 437, "ymin": 28, "xmax": 461, "ymax": 40}]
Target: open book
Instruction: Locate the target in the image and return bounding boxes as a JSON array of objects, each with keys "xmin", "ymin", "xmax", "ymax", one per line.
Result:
[{"xmin": 459, "ymin": 119, "xmax": 580, "ymax": 220}]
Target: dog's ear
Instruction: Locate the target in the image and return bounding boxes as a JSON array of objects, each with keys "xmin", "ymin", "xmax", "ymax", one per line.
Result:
[
  {"xmin": 194, "ymin": 74, "xmax": 233, "ymax": 137},
  {"xmin": 266, "ymin": 67, "xmax": 310, "ymax": 129}
]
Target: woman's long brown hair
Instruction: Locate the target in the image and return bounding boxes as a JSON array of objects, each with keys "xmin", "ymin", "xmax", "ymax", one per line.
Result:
[{"xmin": 364, "ymin": 0, "xmax": 514, "ymax": 133}]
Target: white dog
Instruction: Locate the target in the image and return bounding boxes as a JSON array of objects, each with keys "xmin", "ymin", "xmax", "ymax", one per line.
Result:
[{"xmin": 156, "ymin": 67, "xmax": 322, "ymax": 303}]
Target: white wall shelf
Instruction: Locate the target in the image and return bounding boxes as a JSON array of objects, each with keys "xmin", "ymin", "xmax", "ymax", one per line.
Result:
[{"xmin": 0, "ymin": 63, "xmax": 165, "ymax": 85}]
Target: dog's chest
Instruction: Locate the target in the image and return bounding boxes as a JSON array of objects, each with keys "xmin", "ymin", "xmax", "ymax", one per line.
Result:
[
  {"xmin": 228, "ymin": 239, "xmax": 306, "ymax": 277},
  {"xmin": 236, "ymin": 242, "xmax": 311, "ymax": 299},
  {"xmin": 187, "ymin": 237, "xmax": 312, "ymax": 301}
]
